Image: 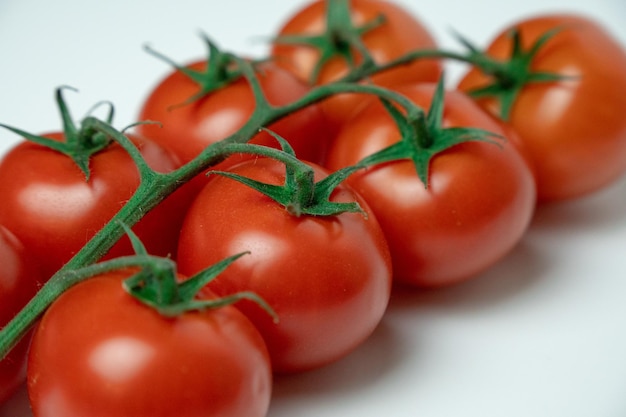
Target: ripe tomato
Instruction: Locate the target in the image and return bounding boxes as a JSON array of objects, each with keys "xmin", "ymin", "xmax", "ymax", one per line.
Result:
[
  {"xmin": 271, "ymin": 0, "xmax": 442, "ymax": 130},
  {"xmin": 0, "ymin": 133, "xmax": 188, "ymax": 279},
  {"xmin": 177, "ymin": 157, "xmax": 392, "ymax": 373},
  {"xmin": 0, "ymin": 226, "xmax": 42, "ymax": 404},
  {"xmin": 137, "ymin": 59, "xmax": 331, "ymax": 168},
  {"xmin": 458, "ymin": 14, "xmax": 626, "ymax": 202},
  {"xmin": 326, "ymin": 83, "xmax": 537, "ymax": 287},
  {"xmin": 27, "ymin": 270, "xmax": 272, "ymax": 417}
]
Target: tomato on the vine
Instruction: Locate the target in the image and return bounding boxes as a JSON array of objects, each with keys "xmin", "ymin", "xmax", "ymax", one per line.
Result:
[
  {"xmin": 27, "ymin": 269, "xmax": 272, "ymax": 417},
  {"xmin": 271, "ymin": 0, "xmax": 442, "ymax": 130},
  {"xmin": 0, "ymin": 132, "xmax": 188, "ymax": 279},
  {"xmin": 457, "ymin": 14, "xmax": 626, "ymax": 202},
  {"xmin": 177, "ymin": 157, "xmax": 392, "ymax": 373},
  {"xmin": 326, "ymin": 82, "xmax": 537, "ymax": 287},
  {"xmin": 137, "ymin": 57, "xmax": 331, "ymax": 169},
  {"xmin": 0, "ymin": 226, "xmax": 42, "ymax": 404}
]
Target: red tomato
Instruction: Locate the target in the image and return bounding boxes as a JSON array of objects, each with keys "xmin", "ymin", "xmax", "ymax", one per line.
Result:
[
  {"xmin": 0, "ymin": 226, "xmax": 42, "ymax": 404},
  {"xmin": 177, "ymin": 158, "xmax": 392, "ymax": 373},
  {"xmin": 326, "ymin": 83, "xmax": 537, "ymax": 287},
  {"xmin": 0, "ymin": 134, "xmax": 188, "ymax": 279},
  {"xmin": 27, "ymin": 270, "xmax": 271, "ymax": 417},
  {"xmin": 458, "ymin": 14, "xmax": 626, "ymax": 202},
  {"xmin": 271, "ymin": 0, "xmax": 442, "ymax": 130},
  {"xmin": 137, "ymin": 60, "xmax": 331, "ymax": 168}
]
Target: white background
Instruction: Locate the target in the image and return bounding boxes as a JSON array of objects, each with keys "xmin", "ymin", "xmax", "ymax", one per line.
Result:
[{"xmin": 1, "ymin": 1, "xmax": 626, "ymax": 416}]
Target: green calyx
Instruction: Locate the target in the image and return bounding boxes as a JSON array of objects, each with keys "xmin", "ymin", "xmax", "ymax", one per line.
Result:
[
  {"xmin": 271, "ymin": 0, "xmax": 385, "ymax": 84},
  {"xmin": 209, "ymin": 130, "xmax": 365, "ymax": 217},
  {"xmin": 120, "ymin": 223, "xmax": 277, "ymax": 321},
  {"xmin": 0, "ymin": 87, "xmax": 113, "ymax": 180},
  {"xmin": 455, "ymin": 27, "xmax": 570, "ymax": 120},
  {"xmin": 145, "ymin": 33, "xmax": 263, "ymax": 106},
  {"xmin": 358, "ymin": 76, "xmax": 503, "ymax": 188}
]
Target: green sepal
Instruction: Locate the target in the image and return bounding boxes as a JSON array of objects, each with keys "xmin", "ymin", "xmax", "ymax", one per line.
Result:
[
  {"xmin": 119, "ymin": 221, "xmax": 149, "ymax": 255},
  {"xmin": 124, "ymin": 264, "xmax": 179, "ymax": 313},
  {"xmin": 123, "ymin": 251, "xmax": 278, "ymax": 319},
  {"xmin": 271, "ymin": 0, "xmax": 385, "ymax": 84},
  {"xmin": 145, "ymin": 33, "xmax": 266, "ymax": 106},
  {"xmin": 119, "ymin": 223, "xmax": 278, "ymax": 321},
  {"xmin": 455, "ymin": 26, "xmax": 574, "ymax": 120},
  {"xmin": 0, "ymin": 86, "xmax": 113, "ymax": 180},
  {"xmin": 118, "ymin": 222, "xmax": 178, "ymax": 309},
  {"xmin": 208, "ymin": 129, "xmax": 364, "ymax": 217},
  {"xmin": 358, "ymin": 75, "xmax": 503, "ymax": 188}
]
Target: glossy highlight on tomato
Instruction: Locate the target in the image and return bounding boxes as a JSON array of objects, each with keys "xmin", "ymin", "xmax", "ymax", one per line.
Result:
[
  {"xmin": 458, "ymin": 14, "xmax": 626, "ymax": 202},
  {"xmin": 0, "ymin": 134, "xmax": 188, "ymax": 279},
  {"xmin": 27, "ymin": 270, "xmax": 272, "ymax": 417},
  {"xmin": 177, "ymin": 157, "xmax": 392, "ymax": 373},
  {"xmin": 326, "ymin": 83, "xmax": 537, "ymax": 287}
]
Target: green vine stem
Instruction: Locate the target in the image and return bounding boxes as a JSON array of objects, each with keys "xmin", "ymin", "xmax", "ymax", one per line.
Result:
[
  {"xmin": 121, "ymin": 223, "xmax": 277, "ymax": 320},
  {"xmin": 0, "ymin": 227, "xmax": 278, "ymax": 359},
  {"xmin": 343, "ymin": 26, "xmax": 570, "ymax": 120},
  {"xmin": 209, "ymin": 131, "xmax": 366, "ymax": 216},
  {"xmin": 269, "ymin": 0, "xmax": 568, "ymax": 117},
  {"xmin": 0, "ymin": 254, "xmax": 172, "ymax": 360},
  {"xmin": 0, "ymin": 23, "xmax": 564, "ymax": 359},
  {"xmin": 0, "ymin": 56, "xmax": 426, "ymax": 360}
]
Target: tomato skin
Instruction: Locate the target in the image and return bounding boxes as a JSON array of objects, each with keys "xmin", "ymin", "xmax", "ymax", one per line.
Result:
[
  {"xmin": 27, "ymin": 270, "xmax": 272, "ymax": 417},
  {"xmin": 458, "ymin": 14, "xmax": 626, "ymax": 202},
  {"xmin": 271, "ymin": 0, "xmax": 442, "ymax": 130},
  {"xmin": 0, "ymin": 226, "xmax": 42, "ymax": 404},
  {"xmin": 326, "ymin": 83, "xmax": 537, "ymax": 287},
  {"xmin": 137, "ymin": 60, "xmax": 331, "ymax": 167},
  {"xmin": 0, "ymin": 134, "xmax": 188, "ymax": 279},
  {"xmin": 177, "ymin": 158, "xmax": 392, "ymax": 373}
]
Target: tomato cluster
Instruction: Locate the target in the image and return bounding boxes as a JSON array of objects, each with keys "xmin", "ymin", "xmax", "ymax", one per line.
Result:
[{"xmin": 1, "ymin": 1, "xmax": 625, "ymax": 416}]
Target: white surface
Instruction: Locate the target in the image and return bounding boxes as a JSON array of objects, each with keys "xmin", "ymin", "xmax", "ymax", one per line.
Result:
[{"xmin": 1, "ymin": 1, "xmax": 626, "ymax": 416}]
